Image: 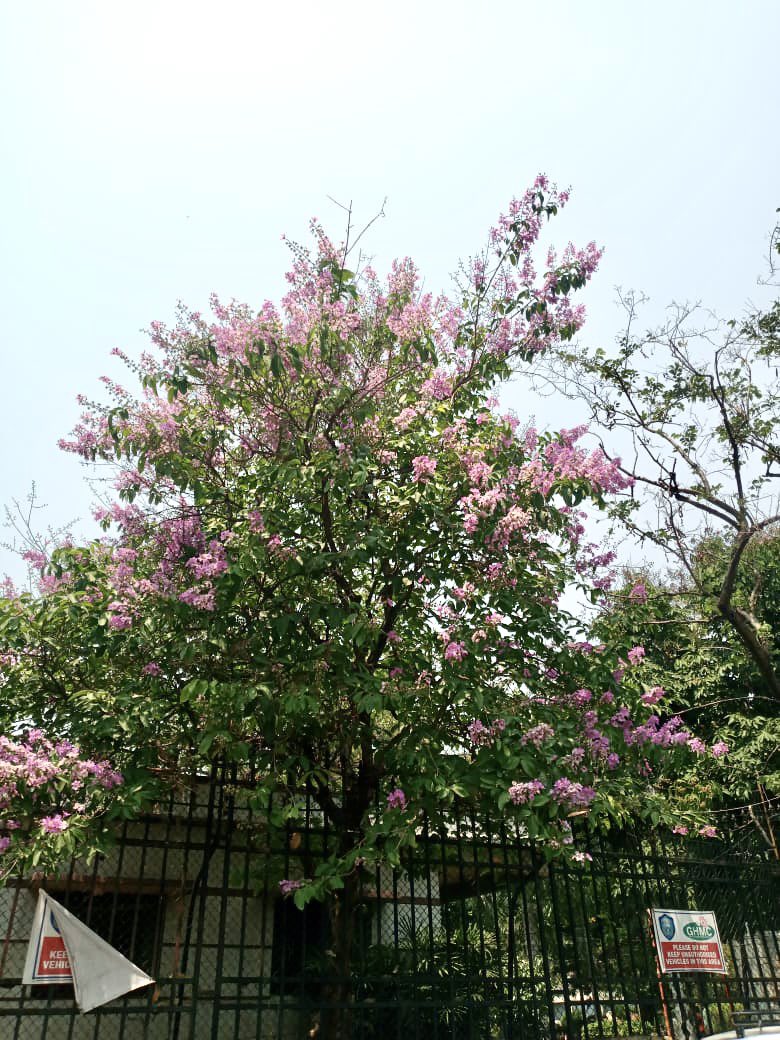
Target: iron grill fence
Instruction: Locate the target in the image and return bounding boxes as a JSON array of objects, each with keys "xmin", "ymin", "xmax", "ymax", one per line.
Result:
[{"xmin": 0, "ymin": 766, "xmax": 778, "ymax": 1039}]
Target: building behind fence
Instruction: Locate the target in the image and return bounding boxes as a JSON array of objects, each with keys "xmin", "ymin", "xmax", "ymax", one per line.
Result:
[{"xmin": 1, "ymin": 768, "xmax": 778, "ymax": 1040}]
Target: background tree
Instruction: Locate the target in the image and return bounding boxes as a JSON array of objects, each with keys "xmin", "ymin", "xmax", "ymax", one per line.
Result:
[
  {"xmin": 593, "ymin": 533, "xmax": 780, "ymax": 857},
  {"xmin": 534, "ymin": 221, "xmax": 780, "ymax": 702}
]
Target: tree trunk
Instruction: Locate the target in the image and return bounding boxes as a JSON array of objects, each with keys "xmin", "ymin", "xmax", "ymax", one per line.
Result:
[
  {"xmin": 317, "ymin": 869, "xmax": 360, "ymax": 1040},
  {"xmin": 311, "ymin": 739, "xmax": 378, "ymax": 1037},
  {"xmin": 716, "ymin": 530, "xmax": 780, "ymax": 702},
  {"xmin": 717, "ymin": 599, "xmax": 780, "ymax": 702}
]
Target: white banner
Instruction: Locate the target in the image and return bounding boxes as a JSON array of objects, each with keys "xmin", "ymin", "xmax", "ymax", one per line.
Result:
[
  {"xmin": 22, "ymin": 890, "xmax": 73, "ymax": 983},
  {"xmin": 23, "ymin": 890, "xmax": 155, "ymax": 1012}
]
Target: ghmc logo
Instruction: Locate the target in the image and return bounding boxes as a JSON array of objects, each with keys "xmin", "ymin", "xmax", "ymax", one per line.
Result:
[
  {"xmin": 683, "ymin": 921, "xmax": 715, "ymax": 940},
  {"xmin": 658, "ymin": 913, "xmax": 675, "ymax": 940}
]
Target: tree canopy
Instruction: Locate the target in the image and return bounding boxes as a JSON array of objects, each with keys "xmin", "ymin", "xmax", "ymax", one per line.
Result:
[{"xmin": 0, "ymin": 180, "xmax": 714, "ymax": 893}]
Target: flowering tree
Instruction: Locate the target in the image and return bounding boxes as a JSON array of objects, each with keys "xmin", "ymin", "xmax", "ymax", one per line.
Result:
[{"xmin": 0, "ymin": 178, "xmax": 712, "ymax": 1031}]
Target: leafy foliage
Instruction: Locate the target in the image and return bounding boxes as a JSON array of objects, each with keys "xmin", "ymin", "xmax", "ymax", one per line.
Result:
[{"xmin": 594, "ymin": 532, "xmax": 780, "ymax": 853}]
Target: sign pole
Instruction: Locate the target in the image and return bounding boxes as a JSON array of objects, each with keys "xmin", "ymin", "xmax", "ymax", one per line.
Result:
[
  {"xmin": 648, "ymin": 909, "xmax": 674, "ymax": 1040},
  {"xmin": 723, "ymin": 979, "xmax": 735, "ymax": 1016}
]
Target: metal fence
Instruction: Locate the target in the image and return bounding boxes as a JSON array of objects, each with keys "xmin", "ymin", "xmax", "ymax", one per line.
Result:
[{"xmin": 1, "ymin": 768, "xmax": 778, "ymax": 1040}]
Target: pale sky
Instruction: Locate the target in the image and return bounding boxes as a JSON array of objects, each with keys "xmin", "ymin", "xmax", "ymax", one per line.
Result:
[{"xmin": 1, "ymin": 1, "xmax": 778, "ymax": 580}]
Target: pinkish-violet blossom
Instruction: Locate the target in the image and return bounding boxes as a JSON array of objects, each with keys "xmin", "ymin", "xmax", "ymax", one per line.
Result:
[
  {"xmin": 444, "ymin": 641, "xmax": 467, "ymax": 662},
  {"xmin": 468, "ymin": 719, "xmax": 506, "ymax": 747},
  {"xmin": 279, "ymin": 879, "xmax": 304, "ymax": 896},
  {"xmin": 641, "ymin": 686, "xmax": 665, "ymax": 706},
  {"xmin": 521, "ymin": 723, "xmax": 555, "ymax": 747},
  {"xmin": 411, "ymin": 455, "xmax": 437, "ymax": 482},
  {"xmin": 572, "ymin": 851, "xmax": 593, "ymax": 863},
  {"xmin": 508, "ymin": 780, "xmax": 545, "ymax": 805},
  {"xmin": 628, "ymin": 583, "xmax": 648, "ymax": 603},
  {"xmin": 40, "ymin": 815, "xmax": 68, "ymax": 834},
  {"xmin": 387, "ymin": 788, "xmax": 407, "ymax": 810},
  {"xmin": 550, "ymin": 778, "xmax": 596, "ymax": 810}
]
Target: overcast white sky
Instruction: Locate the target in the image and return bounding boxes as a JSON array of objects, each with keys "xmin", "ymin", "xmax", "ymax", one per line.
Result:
[{"xmin": 1, "ymin": 1, "xmax": 778, "ymax": 579}]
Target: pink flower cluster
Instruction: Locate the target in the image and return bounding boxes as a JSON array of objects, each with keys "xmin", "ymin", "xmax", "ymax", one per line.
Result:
[
  {"xmin": 386, "ymin": 788, "xmax": 407, "ymax": 810},
  {"xmin": 628, "ymin": 583, "xmax": 648, "ymax": 603},
  {"xmin": 672, "ymin": 824, "xmax": 717, "ymax": 838},
  {"xmin": 450, "ymin": 420, "xmax": 629, "ymax": 562},
  {"xmin": 550, "ymin": 778, "xmax": 596, "ymax": 809},
  {"xmin": 40, "ymin": 814, "xmax": 68, "ymax": 834},
  {"xmin": 521, "ymin": 723, "xmax": 555, "ymax": 748},
  {"xmin": 571, "ymin": 688, "xmax": 592, "ymax": 707},
  {"xmin": 278, "ymin": 879, "xmax": 305, "ymax": 896},
  {"xmin": 444, "ymin": 641, "xmax": 467, "ymax": 662},
  {"xmin": 186, "ymin": 540, "xmax": 229, "ymax": 580},
  {"xmin": 641, "ymin": 686, "xmax": 665, "ymax": 706},
  {"xmin": 467, "ymin": 718, "xmax": 506, "ymax": 747},
  {"xmin": 572, "ymin": 850, "xmax": 593, "ymax": 863},
  {"xmin": 0, "ymin": 731, "xmax": 123, "ymax": 859},
  {"xmin": 420, "ymin": 369, "xmax": 452, "ymax": 401},
  {"xmin": 411, "ymin": 455, "xmax": 437, "ymax": 482},
  {"xmin": 627, "ymin": 645, "xmax": 645, "ymax": 666},
  {"xmin": 511, "ymin": 426, "xmax": 631, "ymax": 503},
  {"xmin": 476, "ymin": 178, "xmax": 603, "ymax": 356},
  {"xmin": 508, "ymin": 779, "xmax": 545, "ymax": 805}
]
